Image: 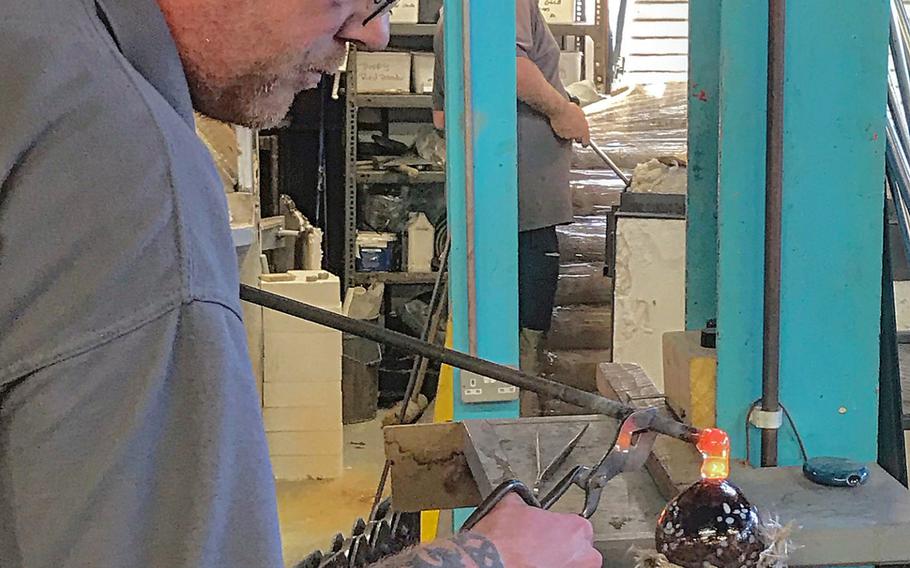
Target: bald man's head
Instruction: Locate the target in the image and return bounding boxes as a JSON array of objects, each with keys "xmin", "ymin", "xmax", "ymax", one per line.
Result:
[{"xmin": 156, "ymin": 0, "xmax": 391, "ymax": 127}]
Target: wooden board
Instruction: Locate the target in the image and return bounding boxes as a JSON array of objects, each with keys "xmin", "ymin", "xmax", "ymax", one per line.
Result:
[{"xmin": 384, "ymin": 422, "xmax": 481, "ymax": 511}]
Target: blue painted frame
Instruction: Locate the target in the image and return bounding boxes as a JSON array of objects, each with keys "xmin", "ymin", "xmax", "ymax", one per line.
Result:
[
  {"xmin": 712, "ymin": 0, "xmax": 889, "ymax": 466},
  {"xmin": 775, "ymin": 0, "xmax": 888, "ymax": 465},
  {"xmin": 714, "ymin": 0, "xmax": 769, "ymax": 464},
  {"xmin": 685, "ymin": 0, "xmax": 720, "ymax": 331},
  {"xmin": 443, "ymin": 0, "xmax": 519, "ymax": 530},
  {"xmin": 443, "ymin": 1, "xmax": 519, "ymax": 420}
]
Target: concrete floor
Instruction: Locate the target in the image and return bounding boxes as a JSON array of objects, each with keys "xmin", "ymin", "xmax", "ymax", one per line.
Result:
[{"xmin": 277, "ymin": 413, "xmax": 389, "ymax": 567}]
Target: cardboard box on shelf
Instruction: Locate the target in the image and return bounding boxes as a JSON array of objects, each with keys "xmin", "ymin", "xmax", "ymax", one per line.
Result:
[
  {"xmin": 538, "ymin": 0, "xmax": 576, "ymax": 24},
  {"xmin": 358, "ymin": 52, "xmax": 413, "ymax": 93},
  {"xmin": 412, "ymin": 52, "xmax": 436, "ymax": 94},
  {"xmin": 389, "ymin": 0, "xmax": 419, "ymax": 23}
]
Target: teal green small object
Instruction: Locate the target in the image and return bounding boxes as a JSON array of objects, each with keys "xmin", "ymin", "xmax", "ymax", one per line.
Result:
[{"xmin": 803, "ymin": 457, "xmax": 870, "ymax": 488}]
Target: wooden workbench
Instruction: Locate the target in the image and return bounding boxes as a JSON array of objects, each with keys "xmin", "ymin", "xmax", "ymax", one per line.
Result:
[
  {"xmin": 461, "ymin": 416, "xmax": 665, "ymax": 566},
  {"xmin": 387, "ymin": 414, "xmax": 910, "ymax": 566},
  {"xmin": 385, "ymin": 363, "xmax": 910, "ymax": 566}
]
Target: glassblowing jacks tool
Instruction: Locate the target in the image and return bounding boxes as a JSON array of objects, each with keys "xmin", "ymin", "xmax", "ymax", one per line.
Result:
[{"xmin": 460, "ymin": 408, "xmax": 659, "ymax": 530}]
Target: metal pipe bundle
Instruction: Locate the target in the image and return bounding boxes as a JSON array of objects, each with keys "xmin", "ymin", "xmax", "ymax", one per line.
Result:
[{"xmin": 888, "ymin": 0, "xmax": 910, "ymax": 262}]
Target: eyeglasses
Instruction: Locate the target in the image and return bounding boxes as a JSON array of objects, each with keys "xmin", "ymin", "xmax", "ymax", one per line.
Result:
[{"xmin": 363, "ymin": 0, "xmax": 398, "ymax": 25}]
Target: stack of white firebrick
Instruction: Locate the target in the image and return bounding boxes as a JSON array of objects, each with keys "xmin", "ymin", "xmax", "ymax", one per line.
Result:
[{"xmin": 260, "ymin": 271, "xmax": 343, "ymax": 480}]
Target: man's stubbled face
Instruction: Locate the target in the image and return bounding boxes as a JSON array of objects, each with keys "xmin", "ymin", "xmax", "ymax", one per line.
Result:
[{"xmin": 157, "ymin": 0, "xmax": 391, "ymax": 128}]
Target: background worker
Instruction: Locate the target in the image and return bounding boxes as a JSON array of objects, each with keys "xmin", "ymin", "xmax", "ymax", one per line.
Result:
[
  {"xmin": 432, "ymin": 0, "xmax": 591, "ymax": 402},
  {"xmin": 0, "ymin": 0, "xmax": 598, "ymax": 566}
]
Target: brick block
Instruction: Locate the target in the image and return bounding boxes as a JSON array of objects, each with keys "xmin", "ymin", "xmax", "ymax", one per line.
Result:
[
  {"xmin": 662, "ymin": 331, "xmax": 717, "ymax": 429},
  {"xmin": 266, "ymin": 429, "xmax": 343, "ymax": 456},
  {"xmin": 263, "ymin": 404, "xmax": 342, "ymax": 432},
  {"xmin": 263, "ymin": 381, "xmax": 342, "ymax": 408},
  {"xmin": 261, "ymin": 271, "xmax": 341, "ymax": 306},
  {"xmin": 264, "ymin": 331, "xmax": 342, "ymax": 383},
  {"xmin": 262, "ymin": 305, "xmax": 342, "ymax": 334}
]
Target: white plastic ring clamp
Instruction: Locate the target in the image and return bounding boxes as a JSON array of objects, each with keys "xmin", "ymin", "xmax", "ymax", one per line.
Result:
[{"xmin": 749, "ymin": 404, "xmax": 783, "ymax": 430}]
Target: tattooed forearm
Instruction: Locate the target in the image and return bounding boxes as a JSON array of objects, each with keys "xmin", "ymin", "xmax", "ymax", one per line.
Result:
[{"xmin": 371, "ymin": 533, "xmax": 504, "ymax": 568}]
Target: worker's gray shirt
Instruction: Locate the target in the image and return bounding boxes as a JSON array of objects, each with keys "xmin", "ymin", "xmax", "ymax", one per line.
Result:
[
  {"xmin": 0, "ymin": 1, "xmax": 282, "ymax": 566},
  {"xmin": 433, "ymin": 0, "xmax": 575, "ymax": 232}
]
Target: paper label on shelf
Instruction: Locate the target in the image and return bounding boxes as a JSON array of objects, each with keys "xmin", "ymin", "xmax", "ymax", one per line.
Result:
[
  {"xmin": 357, "ymin": 52, "xmax": 412, "ymax": 94},
  {"xmin": 538, "ymin": 0, "xmax": 576, "ymax": 24},
  {"xmin": 389, "ymin": 0, "xmax": 420, "ymax": 23}
]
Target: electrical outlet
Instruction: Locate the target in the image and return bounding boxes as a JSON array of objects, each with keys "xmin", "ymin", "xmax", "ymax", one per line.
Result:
[{"xmin": 460, "ymin": 370, "xmax": 519, "ymax": 404}]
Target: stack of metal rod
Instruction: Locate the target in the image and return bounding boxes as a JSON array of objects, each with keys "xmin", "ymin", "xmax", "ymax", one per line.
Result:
[
  {"xmin": 292, "ymin": 500, "xmax": 420, "ymax": 568},
  {"xmin": 888, "ymin": 0, "xmax": 910, "ymax": 259}
]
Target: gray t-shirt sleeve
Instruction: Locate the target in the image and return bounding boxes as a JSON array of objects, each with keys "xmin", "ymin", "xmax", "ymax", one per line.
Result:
[
  {"xmin": 433, "ymin": 0, "xmax": 534, "ymax": 112},
  {"xmin": 516, "ymin": 0, "xmax": 534, "ymax": 57}
]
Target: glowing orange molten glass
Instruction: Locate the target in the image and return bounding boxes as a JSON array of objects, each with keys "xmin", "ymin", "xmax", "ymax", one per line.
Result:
[{"xmin": 697, "ymin": 428, "xmax": 730, "ymax": 480}]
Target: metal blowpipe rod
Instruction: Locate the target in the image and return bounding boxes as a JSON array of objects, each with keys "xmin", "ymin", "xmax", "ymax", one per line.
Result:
[
  {"xmin": 760, "ymin": 0, "xmax": 786, "ymax": 467},
  {"xmin": 240, "ymin": 285, "xmax": 699, "ymax": 444},
  {"xmin": 589, "ymin": 140, "xmax": 632, "ymax": 187}
]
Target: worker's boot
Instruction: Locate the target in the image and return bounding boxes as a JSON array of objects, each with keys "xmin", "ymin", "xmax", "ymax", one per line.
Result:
[{"xmin": 519, "ymin": 328, "xmax": 545, "ymax": 417}]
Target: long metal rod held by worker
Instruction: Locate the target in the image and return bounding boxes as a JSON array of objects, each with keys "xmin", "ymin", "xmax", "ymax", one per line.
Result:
[
  {"xmin": 589, "ymin": 140, "xmax": 631, "ymax": 188},
  {"xmin": 240, "ymin": 285, "xmax": 699, "ymax": 444}
]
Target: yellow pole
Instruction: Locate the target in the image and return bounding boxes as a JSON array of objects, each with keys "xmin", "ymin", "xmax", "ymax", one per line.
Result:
[{"xmin": 420, "ymin": 319, "xmax": 454, "ymax": 542}]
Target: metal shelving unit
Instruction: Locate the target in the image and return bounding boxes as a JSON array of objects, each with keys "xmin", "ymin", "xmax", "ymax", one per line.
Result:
[
  {"xmin": 343, "ymin": 44, "xmax": 444, "ymax": 291},
  {"xmin": 355, "ymin": 94, "xmax": 434, "ymax": 108},
  {"xmin": 343, "ymin": 46, "xmax": 361, "ymax": 291},
  {"xmin": 343, "ymin": 1, "xmax": 611, "ymax": 290},
  {"xmin": 352, "ymin": 271, "xmax": 443, "ymax": 286},
  {"xmin": 389, "ymin": 23, "xmax": 436, "ymax": 36},
  {"xmin": 356, "ymin": 170, "xmax": 447, "ymax": 184}
]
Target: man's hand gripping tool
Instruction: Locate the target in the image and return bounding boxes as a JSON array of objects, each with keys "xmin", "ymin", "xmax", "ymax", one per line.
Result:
[{"xmin": 461, "ymin": 408, "xmax": 658, "ymax": 530}]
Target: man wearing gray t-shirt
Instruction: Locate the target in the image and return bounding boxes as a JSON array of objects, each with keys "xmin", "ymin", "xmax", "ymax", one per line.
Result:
[
  {"xmin": 0, "ymin": 0, "xmax": 600, "ymax": 566},
  {"xmin": 433, "ymin": 1, "xmax": 590, "ymax": 390}
]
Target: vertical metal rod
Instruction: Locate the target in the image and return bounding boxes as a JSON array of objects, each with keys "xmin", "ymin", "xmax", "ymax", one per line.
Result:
[
  {"xmin": 889, "ymin": 3, "xmax": 910, "ymax": 123},
  {"xmin": 461, "ymin": 0, "xmax": 478, "ymax": 354},
  {"xmin": 611, "ymin": 0, "xmax": 629, "ymax": 75},
  {"xmin": 761, "ymin": 0, "xmax": 785, "ymax": 467},
  {"xmin": 885, "ymin": 138, "xmax": 910, "ymax": 265}
]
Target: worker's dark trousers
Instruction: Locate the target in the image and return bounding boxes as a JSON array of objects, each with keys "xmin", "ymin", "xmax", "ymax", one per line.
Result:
[
  {"xmin": 518, "ymin": 225, "xmax": 559, "ymax": 415},
  {"xmin": 518, "ymin": 225, "xmax": 560, "ymax": 333}
]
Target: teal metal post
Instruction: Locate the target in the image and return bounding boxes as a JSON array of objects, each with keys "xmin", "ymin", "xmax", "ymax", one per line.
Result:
[
  {"xmin": 444, "ymin": 0, "xmax": 519, "ymax": 530},
  {"xmin": 775, "ymin": 0, "xmax": 889, "ymax": 465},
  {"xmin": 714, "ymin": 0, "xmax": 769, "ymax": 463},
  {"xmin": 714, "ymin": 0, "xmax": 890, "ymax": 466},
  {"xmin": 685, "ymin": 0, "xmax": 720, "ymax": 331},
  {"xmin": 443, "ymin": 1, "xmax": 520, "ymax": 422}
]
